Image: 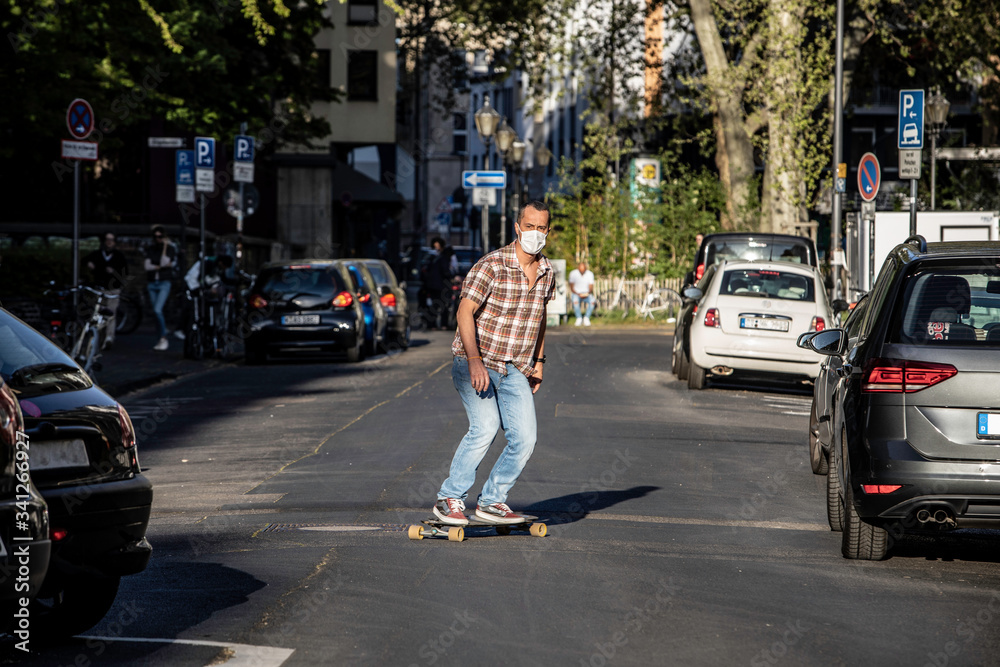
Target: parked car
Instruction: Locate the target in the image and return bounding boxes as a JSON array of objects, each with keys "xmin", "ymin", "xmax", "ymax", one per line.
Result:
[
  {"xmin": 687, "ymin": 232, "xmax": 818, "ymax": 285},
  {"xmin": 0, "ymin": 307, "xmax": 152, "ymax": 636},
  {"xmin": 672, "ymin": 264, "xmax": 719, "ymax": 383},
  {"xmin": 683, "ymin": 260, "xmax": 834, "ymax": 389},
  {"xmin": 359, "ymin": 259, "xmax": 411, "ymax": 350},
  {"xmin": 244, "ymin": 260, "xmax": 366, "ymax": 363},
  {"xmin": 0, "ymin": 378, "xmax": 50, "ymax": 623},
  {"xmin": 453, "ymin": 245, "xmax": 483, "ymax": 276},
  {"xmin": 801, "ymin": 237, "xmax": 1000, "ymax": 560},
  {"xmin": 344, "ymin": 261, "xmax": 389, "ymax": 357}
]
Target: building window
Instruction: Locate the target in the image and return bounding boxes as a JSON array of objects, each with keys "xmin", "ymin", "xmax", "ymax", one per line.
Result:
[
  {"xmin": 347, "ymin": 50, "xmax": 378, "ymax": 101},
  {"xmin": 314, "ymin": 49, "xmax": 331, "ymax": 89},
  {"xmin": 453, "ymin": 134, "xmax": 467, "ymax": 154},
  {"xmin": 453, "ymin": 113, "xmax": 468, "ymax": 155},
  {"xmin": 348, "ymin": 0, "xmax": 377, "ymax": 25}
]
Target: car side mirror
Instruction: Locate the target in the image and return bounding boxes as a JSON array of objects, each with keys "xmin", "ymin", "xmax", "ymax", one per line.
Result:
[
  {"xmin": 832, "ymin": 299, "xmax": 850, "ymax": 315},
  {"xmin": 807, "ymin": 329, "xmax": 847, "ymax": 357},
  {"xmin": 796, "ymin": 332, "xmax": 819, "ymax": 349},
  {"xmin": 683, "ymin": 286, "xmax": 703, "ymax": 301}
]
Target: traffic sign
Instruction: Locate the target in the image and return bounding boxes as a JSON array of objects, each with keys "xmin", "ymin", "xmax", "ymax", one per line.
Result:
[
  {"xmin": 462, "ymin": 171, "xmax": 506, "ymax": 189},
  {"xmin": 66, "ymin": 99, "xmax": 94, "ymax": 140},
  {"xmin": 899, "ymin": 149, "xmax": 922, "ymax": 180},
  {"xmin": 234, "ymin": 135, "xmax": 254, "ymax": 162},
  {"xmin": 234, "ymin": 162, "xmax": 254, "ymax": 183},
  {"xmin": 61, "ymin": 140, "xmax": 98, "ymax": 161},
  {"xmin": 148, "ymin": 137, "xmax": 184, "ymax": 148},
  {"xmin": 194, "ymin": 137, "xmax": 216, "ymax": 168},
  {"xmin": 472, "ymin": 188, "xmax": 497, "ymax": 206},
  {"xmin": 175, "ymin": 150, "xmax": 194, "ymax": 185},
  {"xmin": 898, "ymin": 89, "xmax": 925, "ymax": 149},
  {"xmin": 857, "ymin": 152, "xmax": 880, "ymax": 201}
]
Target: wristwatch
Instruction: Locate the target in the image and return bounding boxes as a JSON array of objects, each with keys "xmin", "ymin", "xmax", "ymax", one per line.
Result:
[{"xmin": 533, "ymin": 355, "xmax": 546, "ymax": 364}]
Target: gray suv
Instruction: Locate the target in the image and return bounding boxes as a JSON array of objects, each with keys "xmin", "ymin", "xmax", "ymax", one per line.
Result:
[{"xmin": 802, "ymin": 236, "xmax": 1000, "ymax": 560}]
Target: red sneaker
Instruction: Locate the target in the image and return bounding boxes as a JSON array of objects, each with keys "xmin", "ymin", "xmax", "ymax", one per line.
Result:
[
  {"xmin": 433, "ymin": 498, "xmax": 469, "ymax": 525},
  {"xmin": 475, "ymin": 503, "xmax": 525, "ymax": 524}
]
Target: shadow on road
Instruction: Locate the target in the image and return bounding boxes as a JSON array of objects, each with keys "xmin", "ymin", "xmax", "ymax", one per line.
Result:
[
  {"xmin": 524, "ymin": 485, "xmax": 660, "ymax": 526},
  {"xmin": 888, "ymin": 529, "xmax": 1000, "ymax": 563}
]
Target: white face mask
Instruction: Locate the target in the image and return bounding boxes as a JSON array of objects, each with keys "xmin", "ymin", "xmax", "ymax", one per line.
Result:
[{"xmin": 518, "ymin": 227, "xmax": 547, "ymax": 255}]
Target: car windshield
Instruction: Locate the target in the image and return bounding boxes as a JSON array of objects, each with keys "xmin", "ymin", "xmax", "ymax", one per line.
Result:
[
  {"xmin": 706, "ymin": 239, "xmax": 811, "ymax": 266},
  {"xmin": 256, "ymin": 267, "xmax": 345, "ymax": 300},
  {"xmin": 890, "ymin": 263, "xmax": 1000, "ymax": 345},
  {"xmin": 0, "ymin": 310, "xmax": 91, "ymax": 398},
  {"xmin": 366, "ymin": 263, "xmax": 392, "ymax": 285},
  {"xmin": 720, "ymin": 268, "xmax": 815, "ymax": 301}
]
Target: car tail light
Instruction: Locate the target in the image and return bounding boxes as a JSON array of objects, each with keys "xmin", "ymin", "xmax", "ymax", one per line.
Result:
[
  {"xmin": 703, "ymin": 308, "xmax": 719, "ymax": 327},
  {"xmin": 249, "ymin": 294, "xmax": 267, "ymax": 309},
  {"xmin": 332, "ymin": 291, "xmax": 354, "ymax": 308},
  {"xmin": 359, "ymin": 293, "xmax": 371, "ymax": 304},
  {"xmin": 51, "ymin": 528, "xmax": 68, "ymax": 541},
  {"xmin": 380, "ymin": 293, "xmax": 397, "ymax": 308},
  {"xmin": 117, "ymin": 403, "xmax": 136, "ymax": 449},
  {"xmin": 862, "ymin": 485, "xmax": 903, "ymax": 494},
  {"xmin": 862, "ymin": 358, "xmax": 957, "ymax": 393},
  {"xmin": 696, "ymin": 263, "xmax": 705, "ymax": 280},
  {"xmin": 811, "ymin": 316, "xmax": 826, "ymax": 332}
]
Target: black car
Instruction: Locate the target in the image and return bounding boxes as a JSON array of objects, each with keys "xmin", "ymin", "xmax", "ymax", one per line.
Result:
[
  {"xmin": 359, "ymin": 259, "xmax": 411, "ymax": 350},
  {"xmin": 244, "ymin": 260, "xmax": 366, "ymax": 363},
  {"xmin": 801, "ymin": 237, "xmax": 1000, "ymax": 560},
  {"xmin": 687, "ymin": 232, "xmax": 818, "ymax": 285},
  {"xmin": 344, "ymin": 261, "xmax": 390, "ymax": 357},
  {"xmin": 0, "ymin": 307, "xmax": 152, "ymax": 635},
  {"xmin": 671, "ymin": 264, "xmax": 719, "ymax": 382},
  {"xmin": 0, "ymin": 379, "xmax": 50, "ymax": 625}
]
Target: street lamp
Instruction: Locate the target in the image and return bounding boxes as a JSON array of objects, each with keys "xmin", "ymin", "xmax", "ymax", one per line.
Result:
[
  {"xmin": 474, "ymin": 95, "xmax": 501, "ymax": 250},
  {"xmin": 926, "ymin": 89, "xmax": 951, "ymax": 210},
  {"xmin": 495, "ymin": 118, "xmax": 517, "ymax": 246},
  {"xmin": 509, "ymin": 140, "xmax": 526, "ymax": 233}
]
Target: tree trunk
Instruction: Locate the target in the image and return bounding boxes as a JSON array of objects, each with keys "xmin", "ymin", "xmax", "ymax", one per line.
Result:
[{"xmin": 689, "ymin": 0, "xmax": 756, "ymax": 229}]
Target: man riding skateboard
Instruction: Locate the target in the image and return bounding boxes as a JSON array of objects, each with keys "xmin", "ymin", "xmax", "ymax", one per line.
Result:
[{"xmin": 433, "ymin": 200, "xmax": 556, "ymax": 526}]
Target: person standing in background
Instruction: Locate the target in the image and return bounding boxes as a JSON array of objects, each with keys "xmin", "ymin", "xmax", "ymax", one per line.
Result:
[
  {"xmin": 568, "ymin": 260, "xmax": 595, "ymax": 326},
  {"xmin": 144, "ymin": 226, "xmax": 176, "ymax": 351},
  {"xmin": 84, "ymin": 231, "xmax": 128, "ymax": 349}
]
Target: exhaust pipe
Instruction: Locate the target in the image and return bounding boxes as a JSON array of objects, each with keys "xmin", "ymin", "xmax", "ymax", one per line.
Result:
[
  {"xmin": 711, "ymin": 365, "xmax": 734, "ymax": 376},
  {"xmin": 916, "ymin": 509, "xmax": 931, "ymax": 523},
  {"xmin": 915, "ymin": 506, "xmax": 957, "ymax": 527}
]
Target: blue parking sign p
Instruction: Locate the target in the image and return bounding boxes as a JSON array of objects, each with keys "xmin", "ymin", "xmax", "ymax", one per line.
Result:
[
  {"xmin": 234, "ymin": 135, "xmax": 254, "ymax": 162},
  {"xmin": 175, "ymin": 149, "xmax": 194, "ymax": 185},
  {"xmin": 898, "ymin": 90, "xmax": 925, "ymax": 149},
  {"xmin": 195, "ymin": 136, "xmax": 215, "ymax": 168}
]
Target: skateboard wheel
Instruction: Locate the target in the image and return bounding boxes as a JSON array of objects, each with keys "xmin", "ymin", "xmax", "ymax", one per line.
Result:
[
  {"xmin": 408, "ymin": 525, "xmax": 424, "ymax": 540},
  {"xmin": 448, "ymin": 527, "xmax": 465, "ymax": 542},
  {"xmin": 530, "ymin": 523, "xmax": 547, "ymax": 537},
  {"xmin": 495, "ymin": 526, "xmax": 512, "ymax": 536}
]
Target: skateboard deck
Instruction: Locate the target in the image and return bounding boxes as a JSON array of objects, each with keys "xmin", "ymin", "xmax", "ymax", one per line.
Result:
[{"xmin": 408, "ymin": 514, "xmax": 547, "ymax": 542}]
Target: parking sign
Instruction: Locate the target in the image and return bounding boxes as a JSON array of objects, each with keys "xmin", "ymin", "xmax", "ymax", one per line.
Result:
[
  {"xmin": 234, "ymin": 135, "xmax": 254, "ymax": 162},
  {"xmin": 898, "ymin": 90, "xmax": 925, "ymax": 149},
  {"xmin": 194, "ymin": 136, "xmax": 215, "ymax": 168}
]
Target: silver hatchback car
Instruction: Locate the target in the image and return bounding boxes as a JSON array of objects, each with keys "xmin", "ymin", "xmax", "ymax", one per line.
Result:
[{"xmin": 803, "ymin": 237, "xmax": 1000, "ymax": 560}]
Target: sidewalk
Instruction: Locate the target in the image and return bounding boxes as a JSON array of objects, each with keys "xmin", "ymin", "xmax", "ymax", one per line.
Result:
[{"xmin": 93, "ymin": 322, "xmax": 230, "ymax": 398}]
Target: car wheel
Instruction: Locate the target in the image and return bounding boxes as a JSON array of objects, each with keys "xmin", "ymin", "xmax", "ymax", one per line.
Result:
[
  {"xmin": 809, "ymin": 401, "xmax": 829, "ymax": 475},
  {"xmin": 687, "ymin": 361, "xmax": 706, "ymax": 390},
  {"xmin": 347, "ymin": 341, "xmax": 362, "ymax": 363},
  {"xmin": 32, "ymin": 575, "xmax": 121, "ymax": 638},
  {"xmin": 671, "ymin": 338, "xmax": 680, "ymax": 375},
  {"xmin": 677, "ymin": 345, "xmax": 689, "ymax": 382},
  {"xmin": 397, "ymin": 323, "xmax": 411, "ymax": 350},
  {"xmin": 826, "ymin": 451, "xmax": 844, "ymax": 532},
  {"xmin": 841, "ymin": 481, "xmax": 889, "ymax": 560}
]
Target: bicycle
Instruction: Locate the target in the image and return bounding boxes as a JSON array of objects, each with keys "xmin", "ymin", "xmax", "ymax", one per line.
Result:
[
  {"xmin": 635, "ymin": 277, "xmax": 683, "ymax": 322},
  {"xmin": 70, "ymin": 286, "xmax": 119, "ymax": 376},
  {"xmin": 596, "ymin": 274, "xmax": 645, "ymax": 318}
]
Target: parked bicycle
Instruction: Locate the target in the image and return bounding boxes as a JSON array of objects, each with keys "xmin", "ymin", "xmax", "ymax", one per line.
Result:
[
  {"xmin": 597, "ymin": 274, "xmax": 683, "ymax": 321},
  {"xmin": 68, "ymin": 286, "xmax": 119, "ymax": 376}
]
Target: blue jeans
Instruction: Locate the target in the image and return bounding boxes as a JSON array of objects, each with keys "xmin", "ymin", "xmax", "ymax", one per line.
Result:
[
  {"xmin": 147, "ymin": 280, "xmax": 171, "ymax": 338},
  {"xmin": 438, "ymin": 358, "xmax": 537, "ymax": 506},
  {"xmin": 572, "ymin": 293, "xmax": 594, "ymax": 319}
]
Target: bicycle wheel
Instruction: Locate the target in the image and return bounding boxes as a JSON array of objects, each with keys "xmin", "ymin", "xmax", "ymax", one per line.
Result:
[
  {"xmin": 596, "ymin": 290, "xmax": 620, "ymax": 314},
  {"xmin": 115, "ymin": 294, "xmax": 142, "ymax": 335},
  {"xmin": 649, "ymin": 288, "xmax": 683, "ymax": 321},
  {"xmin": 75, "ymin": 327, "xmax": 100, "ymax": 375}
]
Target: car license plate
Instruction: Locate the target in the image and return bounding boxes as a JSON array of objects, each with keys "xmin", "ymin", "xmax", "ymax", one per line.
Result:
[
  {"xmin": 30, "ymin": 439, "xmax": 89, "ymax": 471},
  {"xmin": 281, "ymin": 315, "xmax": 320, "ymax": 326},
  {"xmin": 740, "ymin": 317, "xmax": 789, "ymax": 332},
  {"xmin": 977, "ymin": 413, "xmax": 1000, "ymax": 439}
]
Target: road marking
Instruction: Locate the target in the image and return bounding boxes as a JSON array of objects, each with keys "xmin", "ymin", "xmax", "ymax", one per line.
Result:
[
  {"xmin": 587, "ymin": 513, "xmax": 828, "ymax": 532},
  {"xmin": 79, "ymin": 636, "xmax": 293, "ymax": 666}
]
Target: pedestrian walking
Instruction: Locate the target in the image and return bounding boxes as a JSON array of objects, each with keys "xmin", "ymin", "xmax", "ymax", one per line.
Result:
[
  {"xmin": 433, "ymin": 200, "xmax": 556, "ymax": 526},
  {"xmin": 144, "ymin": 226, "xmax": 177, "ymax": 351},
  {"xmin": 83, "ymin": 231, "xmax": 128, "ymax": 348},
  {"xmin": 568, "ymin": 260, "xmax": 595, "ymax": 326}
]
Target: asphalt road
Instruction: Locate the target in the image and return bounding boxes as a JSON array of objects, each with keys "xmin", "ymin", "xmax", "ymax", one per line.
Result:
[{"xmin": 9, "ymin": 328, "xmax": 1000, "ymax": 666}]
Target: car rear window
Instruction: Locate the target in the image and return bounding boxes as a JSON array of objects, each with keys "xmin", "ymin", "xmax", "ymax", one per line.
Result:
[
  {"xmin": 720, "ymin": 268, "xmax": 815, "ymax": 302},
  {"xmin": 256, "ymin": 267, "xmax": 346, "ymax": 299},
  {"xmin": 706, "ymin": 239, "xmax": 812, "ymax": 266},
  {"xmin": 0, "ymin": 310, "xmax": 92, "ymax": 398},
  {"xmin": 889, "ymin": 264, "xmax": 1000, "ymax": 345},
  {"xmin": 366, "ymin": 263, "xmax": 393, "ymax": 285}
]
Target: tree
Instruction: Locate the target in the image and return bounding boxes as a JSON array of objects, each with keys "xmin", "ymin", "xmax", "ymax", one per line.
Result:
[{"xmin": 0, "ymin": 0, "xmax": 335, "ymax": 222}]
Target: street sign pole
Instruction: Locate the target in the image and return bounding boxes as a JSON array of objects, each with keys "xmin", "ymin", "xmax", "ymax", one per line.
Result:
[
  {"xmin": 831, "ymin": 0, "xmax": 845, "ymax": 301},
  {"xmin": 898, "ymin": 89, "xmax": 925, "ymax": 236},
  {"xmin": 73, "ymin": 160, "xmax": 80, "ymax": 318},
  {"xmin": 238, "ymin": 122, "xmax": 247, "ymax": 238}
]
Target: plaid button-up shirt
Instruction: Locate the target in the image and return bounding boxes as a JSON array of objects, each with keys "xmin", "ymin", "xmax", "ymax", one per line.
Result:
[{"xmin": 452, "ymin": 242, "xmax": 556, "ymax": 377}]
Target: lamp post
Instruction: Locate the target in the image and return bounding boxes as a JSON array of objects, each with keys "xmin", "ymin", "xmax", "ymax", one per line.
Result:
[
  {"xmin": 509, "ymin": 140, "xmax": 526, "ymax": 233},
  {"xmin": 495, "ymin": 118, "xmax": 516, "ymax": 247},
  {"xmin": 474, "ymin": 95, "xmax": 501, "ymax": 250},
  {"xmin": 926, "ymin": 89, "xmax": 951, "ymax": 211}
]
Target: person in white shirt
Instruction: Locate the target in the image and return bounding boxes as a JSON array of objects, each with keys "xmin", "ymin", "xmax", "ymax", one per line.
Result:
[{"xmin": 568, "ymin": 261, "xmax": 595, "ymax": 326}]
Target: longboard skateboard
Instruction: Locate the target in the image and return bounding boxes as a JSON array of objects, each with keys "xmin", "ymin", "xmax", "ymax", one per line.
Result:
[{"xmin": 408, "ymin": 514, "xmax": 547, "ymax": 542}]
